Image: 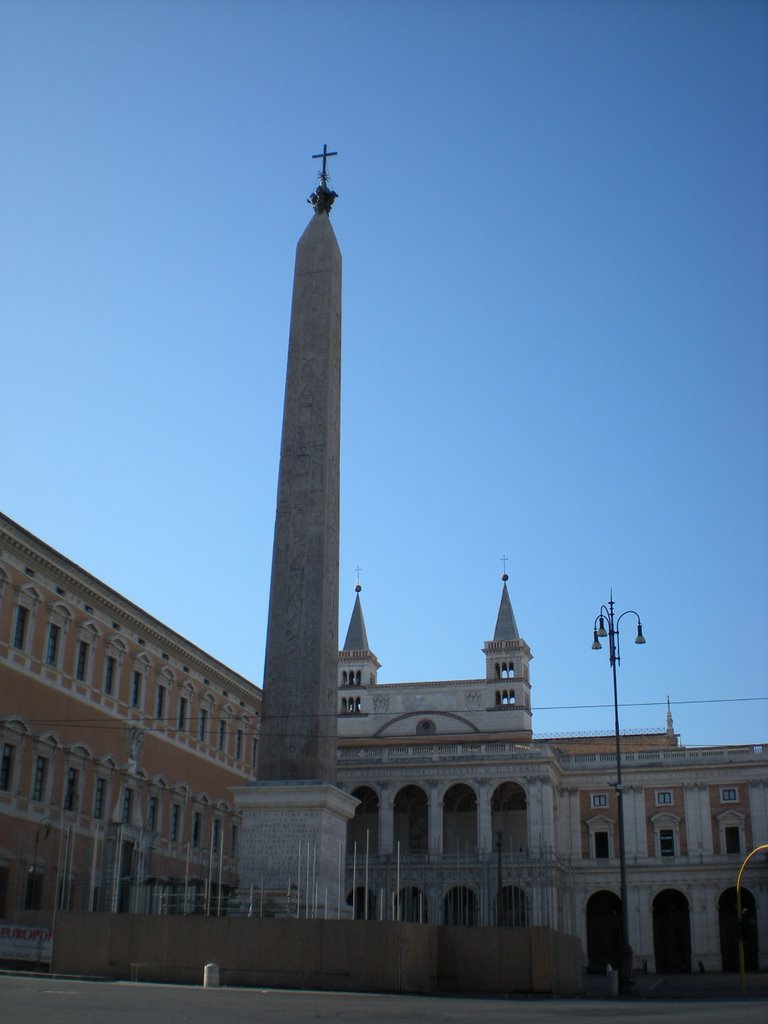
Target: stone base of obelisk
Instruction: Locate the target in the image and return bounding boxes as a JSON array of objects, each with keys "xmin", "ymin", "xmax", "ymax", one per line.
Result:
[{"xmin": 233, "ymin": 781, "xmax": 358, "ymax": 919}]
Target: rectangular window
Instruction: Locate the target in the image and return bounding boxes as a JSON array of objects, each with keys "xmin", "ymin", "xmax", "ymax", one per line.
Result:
[
  {"xmin": 103, "ymin": 656, "xmax": 116, "ymax": 696},
  {"xmin": 63, "ymin": 767, "xmax": 79, "ymax": 812},
  {"xmin": 46, "ymin": 623, "xmax": 60, "ymax": 666},
  {"xmin": 591, "ymin": 793, "xmax": 608, "ymax": 808},
  {"xmin": 192, "ymin": 811, "xmax": 201, "ymax": 848},
  {"xmin": 212, "ymin": 819, "xmax": 220, "ymax": 852},
  {"xmin": 130, "ymin": 671, "xmax": 142, "ymax": 708},
  {"xmin": 725, "ymin": 826, "xmax": 741, "ymax": 854},
  {"xmin": 13, "ymin": 606, "xmax": 28, "ymax": 650},
  {"xmin": 198, "ymin": 707, "xmax": 208, "ymax": 743},
  {"xmin": 656, "ymin": 791, "xmax": 673, "ymax": 805},
  {"xmin": 155, "ymin": 685, "xmax": 166, "ymax": 721},
  {"xmin": 722, "ymin": 788, "xmax": 737, "ymax": 802},
  {"xmin": 230, "ymin": 824, "xmax": 238, "ymax": 857},
  {"xmin": 0, "ymin": 744, "xmax": 15, "ymax": 791},
  {"xmin": 177, "ymin": 697, "xmax": 187, "ymax": 732},
  {"xmin": 251, "ymin": 738, "xmax": 258, "ymax": 769},
  {"xmin": 147, "ymin": 795, "xmax": 158, "ymax": 832},
  {"xmin": 121, "ymin": 788, "xmax": 133, "ymax": 824},
  {"xmin": 93, "ymin": 777, "xmax": 106, "ymax": 820},
  {"xmin": 659, "ymin": 829, "xmax": 675, "ymax": 857},
  {"xmin": 594, "ymin": 831, "xmax": 610, "ymax": 858},
  {"xmin": 170, "ymin": 804, "xmax": 180, "ymax": 842},
  {"xmin": 32, "ymin": 756, "xmax": 48, "ymax": 802},
  {"xmin": 235, "ymin": 729, "xmax": 243, "ymax": 761},
  {"xmin": 75, "ymin": 640, "xmax": 89, "ymax": 681},
  {"xmin": 217, "ymin": 720, "xmax": 226, "ymax": 753}
]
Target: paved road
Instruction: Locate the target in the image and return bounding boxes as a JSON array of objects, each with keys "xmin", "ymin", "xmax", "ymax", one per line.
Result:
[{"xmin": 1, "ymin": 975, "xmax": 766, "ymax": 1024}]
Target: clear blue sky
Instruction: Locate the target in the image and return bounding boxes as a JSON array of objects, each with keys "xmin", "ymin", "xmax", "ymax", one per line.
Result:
[{"xmin": 2, "ymin": 0, "xmax": 766, "ymax": 746}]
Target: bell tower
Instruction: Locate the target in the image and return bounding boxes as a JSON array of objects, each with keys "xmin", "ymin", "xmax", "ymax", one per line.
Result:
[{"xmin": 483, "ymin": 573, "xmax": 533, "ymax": 733}]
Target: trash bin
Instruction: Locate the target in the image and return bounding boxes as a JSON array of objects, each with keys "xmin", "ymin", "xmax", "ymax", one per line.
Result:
[{"xmin": 203, "ymin": 962, "xmax": 220, "ymax": 988}]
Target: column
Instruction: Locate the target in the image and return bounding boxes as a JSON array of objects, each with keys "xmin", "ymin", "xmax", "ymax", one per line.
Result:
[
  {"xmin": 378, "ymin": 783, "xmax": 394, "ymax": 856},
  {"xmin": 428, "ymin": 780, "xmax": 442, "ymax": 855},
  {"xmin": 476, "ymin": 778, "xmax": 492, "ymax": 853}
]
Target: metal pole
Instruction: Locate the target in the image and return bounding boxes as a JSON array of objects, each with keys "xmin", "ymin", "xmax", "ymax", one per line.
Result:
[
  {"xmin": 609, "ymin": 604, "xmax": 633, "ymax": 993},
  {"xmin": 352, "ymin": 840, "xmax": 357, "ymax": 919},
  {"xmin": 364, "ymin": 828, "xmax": 370, "ymax": 921},
  {"xmin": 736, "ymin": 844, "xmax": 768, "ymax": 996},
  {"xmin": 496, "ymin": 830, "xmax": 503, "ymax": 926}
]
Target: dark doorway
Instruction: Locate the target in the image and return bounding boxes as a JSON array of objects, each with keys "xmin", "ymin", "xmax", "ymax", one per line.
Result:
[
  {"xmin": 398, "ymin": 885, "xmax": 426, "ymax": 923},
  {"xmin": 586, "ymin": 890, "xmax": 622, "ymax": 972},
  {"xmin": 497, "ymin": 884, "xmax": 529, "ymax": 927},
  {"xmin": 347, "ymin": 885, "xmax": 377, "ymax": 920},
  {"xmin": 653, "ymin": 889, "xmax": 691, "ymax": 973},
  {"xmin": 719, "ymin": 887, "xmax": 758, "ymax": 972},
  {"xmin": 444, "ymin": 885, "xmax": 477, "ymax": 927}
]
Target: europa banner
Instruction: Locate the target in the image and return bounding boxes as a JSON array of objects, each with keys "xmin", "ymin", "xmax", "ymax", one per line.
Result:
[{"xmin": 0, "ymin": 922, "xmax": 52, "ymax": 962}]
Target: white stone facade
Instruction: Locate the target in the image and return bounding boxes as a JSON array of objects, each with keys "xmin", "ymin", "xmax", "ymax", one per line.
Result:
[{"xmin": 334, "ymin": 586, "xmax": 768, "ymax": 973}]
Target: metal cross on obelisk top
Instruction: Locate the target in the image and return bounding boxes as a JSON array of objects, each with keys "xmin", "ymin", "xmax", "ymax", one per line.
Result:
[
  {"xmin": 308, "ymin": 144, "xmax": 339, "ymax": 215},
  {"xmin": 312, "ymin": 144, "xmax": 338, "ymax": 185}
]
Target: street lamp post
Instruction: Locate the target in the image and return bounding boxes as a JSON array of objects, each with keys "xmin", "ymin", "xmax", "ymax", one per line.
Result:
[{"xmin": 592, "ymin": 592, "xmax": 645, "ymax": 994}]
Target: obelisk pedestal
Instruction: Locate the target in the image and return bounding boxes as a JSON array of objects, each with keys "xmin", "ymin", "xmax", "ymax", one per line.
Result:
[
  {"xmin": 234, "ymin": 167, "xmax": 357, "ymax": 917},
  {"xmin": 235, "ymin": 781, "xmax": 356, "ymax": 916}
]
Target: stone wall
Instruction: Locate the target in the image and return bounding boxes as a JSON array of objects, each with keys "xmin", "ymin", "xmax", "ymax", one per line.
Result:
[{"xmin": 52, "ymin": 913, "xmax": 582, "ymax": 995}]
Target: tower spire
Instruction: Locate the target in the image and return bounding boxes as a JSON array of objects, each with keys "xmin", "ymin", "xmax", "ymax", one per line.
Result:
[
  {"xmin": 483, "ymin": 568, "xmax": 533, "ymax": 740},
  {"xmin": 494, "ymin": 571, "xmax": 520, "ymax": 641},
  {"xmin": 343, "ymin": 582, "xmax": 370, "ymax": 652},
  {"xmin": 339, "ymin": 580, "xmax": 380, "ymax": 689},
  {"xmin": 666, "ymin": 695, "xmax": 675, "ymax": 738}
]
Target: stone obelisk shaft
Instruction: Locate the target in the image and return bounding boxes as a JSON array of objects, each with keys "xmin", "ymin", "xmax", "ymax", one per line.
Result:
[{"xmin": 257, "ymin": 210, "xmax": 341, "ymax": 784}]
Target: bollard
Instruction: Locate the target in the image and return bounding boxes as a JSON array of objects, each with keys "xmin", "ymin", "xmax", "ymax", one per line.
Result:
[
  {"xmin": 203, "ymin": 962, "xmax": 220, "ymax": 988},
  {"xmin": 606, "ymin": 963, "xmax": 619, "ymax": 997}
]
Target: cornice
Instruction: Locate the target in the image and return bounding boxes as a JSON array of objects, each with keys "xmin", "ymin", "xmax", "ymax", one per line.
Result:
[{"xmin": 1, "ymin": 514, "xmax": 261, "ymax": 708}]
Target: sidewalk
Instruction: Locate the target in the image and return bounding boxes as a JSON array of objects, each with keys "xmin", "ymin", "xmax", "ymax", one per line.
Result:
[{"xmin": 584, "ymin": 970, "xmax": 768, "ymax": 1000}]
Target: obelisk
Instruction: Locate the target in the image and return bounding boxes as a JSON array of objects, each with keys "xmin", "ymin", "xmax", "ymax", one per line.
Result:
[{"xmin": 234, "ymin": 148, "xmax": 357, "ymax": 916}]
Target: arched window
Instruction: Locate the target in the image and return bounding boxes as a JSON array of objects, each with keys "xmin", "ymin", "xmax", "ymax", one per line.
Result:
[
  {"xmin": 444, "ymin": 886, "xmax": 477, "ymax": 927},
  {"xmin": 491, "ymin": 781, "xmax": 528, "ymax": 853},
  {"xmin": 393, "ymin": 785, "xmax": 428, "ymax": 852},
  {"xmin": 497, "ymin": 884, "xmax": 528, "ymax": 927},
  {"xmin": 347, "ymin": 785, "xmax": 379, "ymax": 854},
  {"xmin": 443, "ymin": 783, "xmax": 477, "ymax": 855}
]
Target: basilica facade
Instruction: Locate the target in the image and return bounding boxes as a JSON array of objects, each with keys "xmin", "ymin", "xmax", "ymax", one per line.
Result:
[{"xmin": 335, "ymin": 581, "xmax": 767, "ymax": 974}]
